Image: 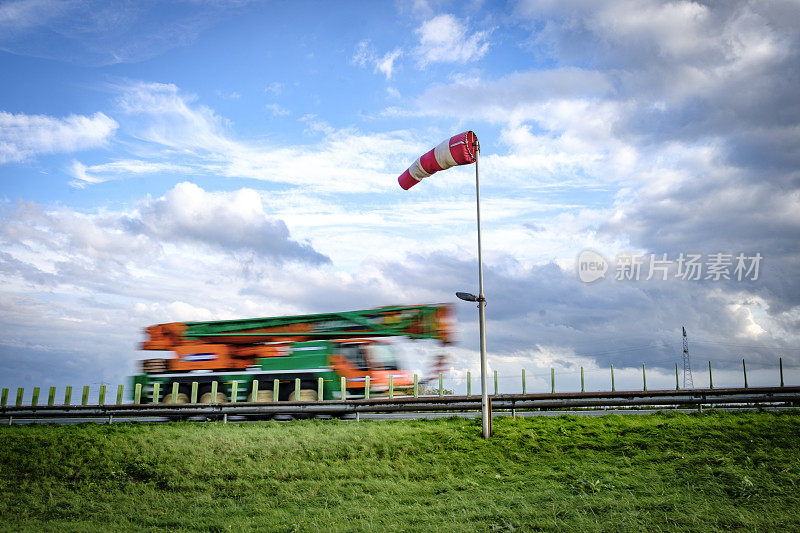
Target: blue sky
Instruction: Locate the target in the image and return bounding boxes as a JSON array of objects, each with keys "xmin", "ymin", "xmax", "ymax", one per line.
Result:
[{"xmin": 2, "ymin": 0, "xmax": 799, "ymax": 393}]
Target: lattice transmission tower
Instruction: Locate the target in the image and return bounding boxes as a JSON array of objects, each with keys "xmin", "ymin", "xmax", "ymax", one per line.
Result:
[{"xmin": 682, "ymin": 326, "xmax": 694, "ymax": 389}]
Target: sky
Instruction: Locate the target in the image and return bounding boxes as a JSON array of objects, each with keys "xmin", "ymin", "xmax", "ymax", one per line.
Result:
[{"xmin": 1, "ymin": 0, "xmax": 799, "ymax": 395}]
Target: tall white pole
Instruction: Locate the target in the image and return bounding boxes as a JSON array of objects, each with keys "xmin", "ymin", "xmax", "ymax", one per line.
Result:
[{"xmin": 474, "ymin": 142, "xmax": 491, "ymax": 438}]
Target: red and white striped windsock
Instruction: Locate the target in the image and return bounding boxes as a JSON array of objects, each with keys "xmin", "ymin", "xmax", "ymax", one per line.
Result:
[{"xmin": 398, "ymin": 131, "xmax": 478, "ymax": 190}]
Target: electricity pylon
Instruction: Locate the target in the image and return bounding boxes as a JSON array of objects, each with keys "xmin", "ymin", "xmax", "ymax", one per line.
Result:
[{"xmin": 682, "ymin": 326, "xmax": 694, "ymax": 389}]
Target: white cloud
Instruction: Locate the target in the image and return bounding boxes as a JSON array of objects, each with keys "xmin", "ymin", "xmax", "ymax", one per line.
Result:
[
  {"xmin": 264, "ymin": 82, "xmax": 283, "ymax": 95},
  {"xmin": 68, "ymin": 159, "xmax": 190, "ymax": 188},
  {"xmin": 351, "ymin": 39, "xmax": 372, "ymax": 67},
  {"xmin": 101, "ymin": 81, "xmax": 430, "ymax": 192},
  {"xmin": 414, "ymin": 14, "xmax": 490, "ymax": 66},
  {"xmin": 376, "ymin": 48, "xmax": 402, "ymax": 79},
  {"xmin": 265, "ymin": 103, "xmax": 291, "ymax": 117},
  {"xmin": 0, "ymin": 111, "xmax": 118, "ymax": 163},
  {"xmin": 352, "ymin": 40, "xmax": 404, "ymax": 80}
]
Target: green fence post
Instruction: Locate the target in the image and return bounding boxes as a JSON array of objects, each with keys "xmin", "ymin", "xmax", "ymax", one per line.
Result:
[
  {"xmin": 642, "ymin": 364, "xmax": 647, "ymax": 392},
  {"xmin": 708, "ymin": 361, "xmax": 713, "ymax": 389},
  {"xmin": 1, "ymin": 388, "xmax": 7, "ymax": 407},
  {"xmin": 190, "ymin": 382, "xmax": 198, "ymax": 404},
  {"xmin": 439, "ymin": 373, "xmax": 444, "ymax": 397},
  {"xmin": 211, "ymin": 381, "xmax": 219, "ymax": 403},
  {"xmin": 98, "ymin": 385, "xmax": 106, "ymax": 405},
  {"xmin": 340, "ymin": 376, "xmax": 347, "ymax": 400},
  {"xmin": 522, "ymin": 369, "xmax": 526, "ymax": 395},
  {"xmin": 551, "ymin": 368, "xmax": 555, "ymax": 394},
  {"xmin": 365, "ymin": 376, "xmax": 370, "ymax": 400},
  {"xmin": 466, "ymin": 371, "xmax": 471, "ymax": 396},
  {"xmin": 413, "ymin": 373, "xmax": 419, "ymax": 398},
  {"xmin": 133, "ymin": 384, "xmax": 141, "ymax": 404},
  {"xmin": 152, "ymin": 383, "xmax": 160, "ymax": 404},
  {"xmin": 81, "ymin": 386, "xmax": 89, "ymax": 406},
  {"xmin": 273, "ymin": 379, "xmax": 279, "ymax": 402},
  {"xmin": 780, "ymin": 357, "xmax": 784, "ymax": 387},
  {"xmin": 32, "ymin": 387, "xmax": 40, "ymax": 407},
  {"xmin": 743, "ymin": 359, "xmax": 748, "ymax": 388},
  {"xmin": 291, "ymin": 378, "xmax": 299, "ymax": 401},
  {"xmin": 116, "ymin": 384, "xmax": 124, "ymax": 405},
  {"xmin": 389, "ymin": 375, "xmax": 394, "ymax": 399},
  {"xmin": 170, "ymin": 382, "xmax": 179, "ymax": 404},
  {"xmin": 231, "ymin": 381, "xmax": 239, "ymax": 403},
  {"xmin": 580, "ymin": 367, "xmax": 585, "ymax": 393},
  {"xmin": 675, "ymin": 363, "xmax": 680, "ymax": 390},
  {"xmin": 16, "ymin": 388, "xmax": 24, "ymax": 407},
  {"xmin": 318, "ymin": 377, "xmax": 324, "ymax": 401},
  {"xmin": 250, "ymin": 380, "xmax": 259, "ymax": 402},
  {"xmin": 65, "ymin": 386, "xmax": 73, "ymax": 406},
  {"xmin": 494, "ymin": 370, "xmax": 498, "ymax": 396},
  {"xmin": 48, "ymin": 386, "xmax": 56, "ymax": 406},
  {"xmin": 610, "ymin": 365, "xmax": 615, "ymax": 392}
]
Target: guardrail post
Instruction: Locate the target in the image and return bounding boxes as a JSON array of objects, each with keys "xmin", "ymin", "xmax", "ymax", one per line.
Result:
[
  {"xmin": 779, "ymin": 357, "xmax": 784, "ymax": 387},
  {"xmin": 708, "ymin": 361, "xmax": 713, "ymax": 389},
  {"xmin": 65, "ymin": 386, "xmax": 73, "ymax": 405},
  {"xmin": 152, "ymin": 383, "xmax": 160, "ymax": 404},
  {"xmin": 82, "ymin": 386, "xmax": 89, "ymax": 406},
  {"xmin": 32, "ymin": 387, "xmax": 40, "ymax": 407},
  {"xmin": 211, "ymin": 381, "xmax": 218, "ymax": 403},
  {"xmin": 389, "ymin": 375, "xmax": 394, "ymax": 399},
  {"xmin": 250, "ymin": 380, "xmax": 259, "ymax": 402},
  {"xmin": 365, "ymin": 376, "xmax": 370, "ymax": 400},
  {"xmin": 522, "ymin": 369, "xmax": 526, "ymax": 395},
  {"xmin": 116, "ymin": 384, "xmax": 124, "ymax": 405},
  {"xmin": 48, "ymin": 386, "xmax": 56, "ymax": 406},
  {"xmin": 551, "ymin": 368, "xmax": 555, "ymax": 394},
  {"xmin": 318, "ymin": 377, "xmax": 324, "ymax": 401},
  {"xmin": 466, "ymin": 371, "xmax": 471, "ymax": 396},
  {"xmin": 133, "ymin": 384, "xmax": 141, "ymax": 404},
  {"xmin": 610, "ymin": 365, "xmax": 615, "ymax": 392},
  {"xmin": 190, "ymin": 382, "xmax": 198, "ymax": 403},
  {"xmin": 340, "ymin": 376, "xmax": 347, "ymax": 400},
  {"xmin": 642, "ymin": 364, "xmax": 647, "ymax": 392},
  {"xmin": 580, "ymin": 367, "xmax": 584, "ymax": 393},
  {"xmin": 171, "ymin": 382, "xmax": 179, "ymax": 404},
  {"xmin": 438, "ymin": 373, "xmax": 443, "ymax": 397},
  {"xmin": 675, "ymin": 363, "xmax": 680, "ymax": 390},
  {"xmin": 293, "ymin": 378, "xmax": 300, "ymax": 401},
  {"xmin": 0, "ymin": 388, "xmax": 7, "ymax": 407},
  {"xmin": 16, "ymin": 388, "xmax": 24, "ymax": 407},
  {"xmin": 743, "ymin": 359, "xmax": 748, "ymax": 388},
  {"xmin": 273, "ymin": 379, "xmax": 279, "ymax": 402},
  {"xmin": 494, "ymin": 370, "xmax": 498, "ymax": 396},
  {"xmin": 231, "ymin": 381, "xmax": 239, "ymax": 403},
  {"xmin": 98, "ymin": 385, "xmax": 106, "ymax": 405},
  {"xmin": 413, "ymin": 373, "xmax": 419, "ymax": 398}
]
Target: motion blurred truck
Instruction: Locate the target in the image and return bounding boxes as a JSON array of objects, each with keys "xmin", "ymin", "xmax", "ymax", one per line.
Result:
[{"xmin": 133, "ymin": 304, "xmax": 453, "ymax": 403}]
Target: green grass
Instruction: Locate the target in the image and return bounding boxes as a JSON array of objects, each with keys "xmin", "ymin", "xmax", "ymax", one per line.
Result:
[{"xmin": 1, "ymin": 411, "xmax": 799, "ymax": 532}]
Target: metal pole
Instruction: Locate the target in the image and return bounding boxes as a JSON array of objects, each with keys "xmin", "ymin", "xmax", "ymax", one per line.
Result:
[{"xmin": 475, "ymin": 145, "xmax": 490, "ymax": 439}]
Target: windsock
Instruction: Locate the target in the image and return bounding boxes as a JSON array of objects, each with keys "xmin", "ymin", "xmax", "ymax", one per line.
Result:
[{"xmin": 398, "ymin": 130, "xmax": 478, "ymax": 190}]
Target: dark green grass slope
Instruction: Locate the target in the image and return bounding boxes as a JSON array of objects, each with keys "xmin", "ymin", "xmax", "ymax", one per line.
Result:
[{"xmin": 1, "ymin": 411, "xmax": 798, "ymax": 532}]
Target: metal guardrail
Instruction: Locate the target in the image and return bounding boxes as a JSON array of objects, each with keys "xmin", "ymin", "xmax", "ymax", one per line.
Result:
[{"xmin": 1, "ymin": 386, "xmax": 798, "ymax": 422}]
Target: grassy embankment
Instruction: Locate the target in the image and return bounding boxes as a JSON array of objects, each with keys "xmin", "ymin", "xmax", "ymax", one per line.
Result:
[{"xmin": 1, "ymin": 411, "xmax": 799, "ymax": 532}]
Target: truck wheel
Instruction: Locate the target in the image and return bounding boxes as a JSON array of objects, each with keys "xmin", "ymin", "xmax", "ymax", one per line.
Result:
[
  {"xmin": 288, "ymin": 389, "xmax": 317, "ymax": 402},
  {"xmin": 162, "ymin": 392, "xmax": 189, "ymax": 404},
  {"xmin": 199, "ymin": 391, "xmax": 227, "ymax": 404},
  {"xmin": 255, "ymin": 390, "xmax": 274, "ymax": 402}
]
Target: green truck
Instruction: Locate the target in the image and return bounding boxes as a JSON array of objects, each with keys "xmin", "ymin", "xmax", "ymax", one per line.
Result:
[{"xmin": 133, "ymin": 304, "xmax": 453, "ymax": 404}]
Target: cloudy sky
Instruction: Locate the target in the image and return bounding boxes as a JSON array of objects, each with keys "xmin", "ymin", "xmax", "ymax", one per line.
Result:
[{"xmin": 1, "ymin": 0, "xmax": 798, "ymax": 395}]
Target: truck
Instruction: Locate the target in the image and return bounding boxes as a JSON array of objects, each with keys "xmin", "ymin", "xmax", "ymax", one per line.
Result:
[{"xmin": 133, "ymin": 304, "xmax": 453, "ymax": 404}]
